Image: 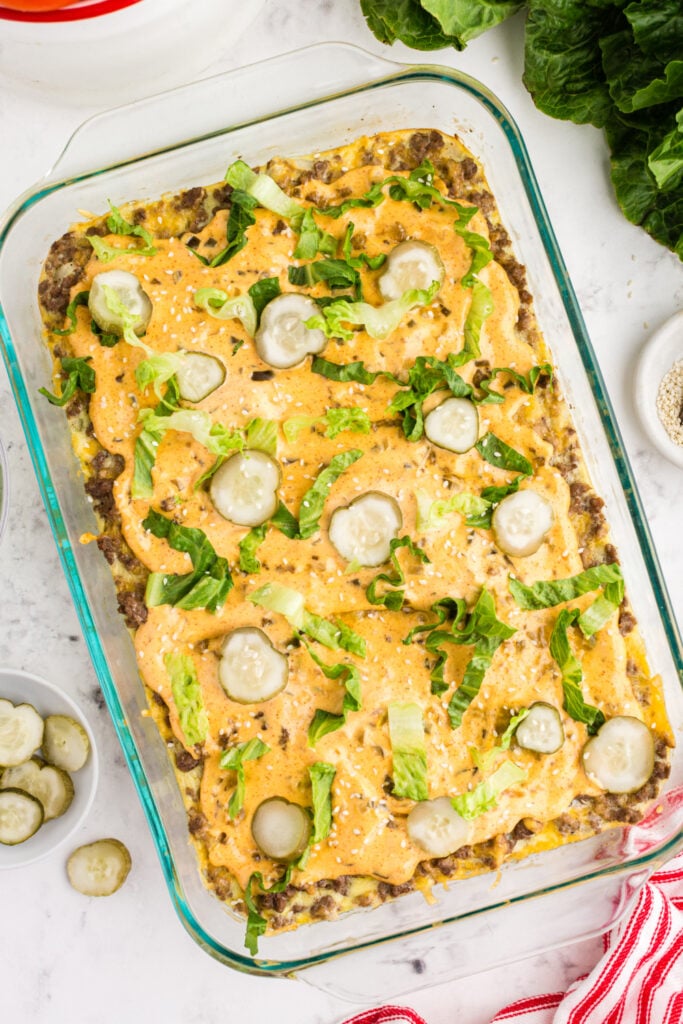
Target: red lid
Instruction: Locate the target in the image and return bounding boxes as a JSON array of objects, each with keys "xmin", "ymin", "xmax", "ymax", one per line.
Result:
[{"xmin": 0, "ymin": 0, "xmax": 142, "ymax": 21}]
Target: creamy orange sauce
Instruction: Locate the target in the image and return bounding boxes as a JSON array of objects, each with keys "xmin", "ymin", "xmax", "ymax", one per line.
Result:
[{"xmin": 54, "ymin": 133, "xmax": 668, "ymax": 898}]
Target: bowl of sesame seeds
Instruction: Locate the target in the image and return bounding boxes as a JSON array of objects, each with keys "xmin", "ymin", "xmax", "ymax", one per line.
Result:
[{"xmin": 634, "ymin": 310, "xmax": 683, "ymax": 469}]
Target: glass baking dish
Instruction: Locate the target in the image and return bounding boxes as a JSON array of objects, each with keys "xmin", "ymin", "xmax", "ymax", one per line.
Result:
[{"xmin": 1, "ymin": 43, "xmax": 682, "ymax": 1001}]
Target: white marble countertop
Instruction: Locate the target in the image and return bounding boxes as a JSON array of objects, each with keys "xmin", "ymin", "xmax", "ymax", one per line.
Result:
[{"xmin": 1, "ymin": 2, "xmax": 682, "ymax": 1022}]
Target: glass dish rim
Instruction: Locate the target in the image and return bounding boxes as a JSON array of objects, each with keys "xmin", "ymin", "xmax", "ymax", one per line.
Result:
[{"xmin": 1, "ymin": 42, "xmax": 682, "ymax": 975}]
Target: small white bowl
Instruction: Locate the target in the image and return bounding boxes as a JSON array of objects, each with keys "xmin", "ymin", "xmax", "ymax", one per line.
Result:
[
  {"xmin": 0, "ymin": 668, "xmax": 98, "ymax": 868},
  {"xmin": 634, "ymin": 310, "xmax": 683, "ymax": 469}
]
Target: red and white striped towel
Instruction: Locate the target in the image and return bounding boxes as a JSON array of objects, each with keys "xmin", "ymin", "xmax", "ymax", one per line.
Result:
[{"xmin": 341, "ymin": 790, "xmax": 683, "ymax": 1024}]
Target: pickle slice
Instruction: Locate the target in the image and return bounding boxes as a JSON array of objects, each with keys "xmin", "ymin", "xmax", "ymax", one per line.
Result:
[
  {"xmin": 88, "ymin": 270, "xmax": 152, "ymax": 336},
  {"xmin": 251, "ymin": 797, "xmax": 311, "ymax": 862},
  {"xmin": 1, "ymin": 759, "xmax": 74, "ymax": 821},
  {"xmin": 42, "ymin": 715, "xmax": 91, "ymax": 773},
  {"xmin": 582, "ymin": 716, "xmax": 655, "ymax": 794},
  {"xmin": 515, "ymin": 703, "xmax": 564, "ymax": 754},
  {"xmin": 424, "ymin": 397, "xmax": 479, "ymax": 453},
  {"xmin": 328, "ymin": 492, "xmax": 402, "ymax": 567},
  {"xmin": 379, "ymin": 241, "xmax": 445, "ymax": 301},
  {"xmin": 0, "ymin": 699, "xmax": 44, "ymax": 768},
  {"xmin": 210, "ymin": 450, "xmax": 281, "ymax": 527},
  {"xmin": 219, "ymin": 628, "xmax": 288, "ymax": 704},
  {"xmin": 254, "ymin": 293, "xmax": 326, "ymax": 369},
  {"xmin": 175, "ymin": 352, "xmax": 226, "ymax": 403},
  {"xmin": 67, "ymin": 839, "xmax": 132, "ymax": 896},
  {"xmin": 492, "ymin": 490, "xmax": 553, "ymax": 557},
  {"xmin": 407, "ymin": 796, "xmax": 471, "ymax": 858},
  {"xmin": 0, "ymin": 789, "xmax": 44, "ymax": 845}
]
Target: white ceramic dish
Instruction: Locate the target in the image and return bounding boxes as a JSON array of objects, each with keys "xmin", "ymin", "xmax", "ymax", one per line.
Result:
[
  {"xmin": 0, "ymin": 0, "xmax": 267, "ymax": 105},
  {"xmin": 0, "ymin": 667, "xmax": 99, "ymax": 868},
  {"xmin": 634, "ymin": 310, "xmax": 683, "ymax": 469}
]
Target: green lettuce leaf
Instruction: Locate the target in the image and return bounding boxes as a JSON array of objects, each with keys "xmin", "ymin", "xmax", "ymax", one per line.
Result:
[
  {"xmin": 403, "ymin": 589, "xmax": 515, "ymax": 726},
  {"xmin": 523, "ymin": 0, "xmax": 619, "ymax": 128},
  {"xmin": 509, "ymin": 564, "xmax": 624, "ymax": 610},
  {"xmin": 39, "ymin": 356, "xmax": 95, "ymax": 407},
  {"xmin": 52, "ymin": 290, "xmax": 90, "ymax": 336},
  {"xmin": 220, "ymin": 737, "xmax": 270, "ymax": 819},
  {"xmin": 549, "ymin": 608, "xmax": 606, "ymax": 735},
  {"xmin": 306, "ymin": 646, "xmax": 362, "ymax": 745},
  {"xmin": 143, "ymin": 509, "xmax": 233, "ymax": 612},
  {"xmin": 283, "ymin": 407, "xmax": 371, "ymax": 443},
  {"xmin": 422, "ymin": 0, "xmax": 524, "ymax": 47},
  {"xmin": 292, "ymin": 209, "xmax": 338, "ymax": 260},
  {"xmin": 298, "ymin": 449, "xmax": 364, "ymax": 539},
  {"xmin": 309, "ymin": 762, "xmax": 336, "ymax": 841},
  {"xmin": 416, "ymin": 489, "xmax": 492, "ymax": 532},
  {"xmin": 311, "ymin": 356, "xmax": 380, "ymax": 385},
  {"xmin": 188, "ymin": 189, "xmax": 259, "ymax": 268},
  {"xmin": 288, "ymin": 258, "xmax": 360, "ymax": 295},
  {"xmin": 451, "ymin": 760, "xmax": 527, "ymax": 819},
  {"xmin": 225, "ymin": 160, "xmax": 305, "ymax": 222},
  {"xmin": 366, "ymin": 536, "xmax": 429, "ymax": 610},
  {"xmin": 132, "ymin": 379, "xmax": 181, "ymax": 500},
  {"xmin": 250, "ymin": 583, "xmax": 366, "ymax": 657},
  {"xmin": 194, "ymin": 287, "xmax": 258, "ymax": 337},
  {"xmin": 470, "ymin": 709, "xmax": 529, "ymax": 773},
  {"xmin": 305, "ymin": 281, "xmax": 440, "ymax": 341},
  {"xmin": 388, "ymin": 701, "xmax": 429, "ymax": 801},
  {"xmin": 88, "ymin": 202, "xmax": 157, "ymax": 261},
  {"xmin": 359, "ymin": 0, "xmax": 452, "ymax": 50},
  {"xmin": 243, "ymin": 865, "xmax": 294, "ymax": 955},
  {"xmin": 238, "ymin": 523, "xmax": 268, "ymax": 574},
  {"xmin": 164, "ymin": 652, "xmax": 208, "ymax": 747},
  {"xmin": 475, "ymin": 432, "xmax": 534, "ymax": 476}
]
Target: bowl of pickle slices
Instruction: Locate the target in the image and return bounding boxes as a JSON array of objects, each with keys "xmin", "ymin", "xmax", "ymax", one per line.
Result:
[{"xmin": 0, "ymin": 668, "xmax": 99, "ymax": 869}]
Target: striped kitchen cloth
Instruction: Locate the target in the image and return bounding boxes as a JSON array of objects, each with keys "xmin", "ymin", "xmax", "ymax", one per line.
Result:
[{"xmin": 341, "ymin": 789, "xmax": 683, "ymax": 1024}]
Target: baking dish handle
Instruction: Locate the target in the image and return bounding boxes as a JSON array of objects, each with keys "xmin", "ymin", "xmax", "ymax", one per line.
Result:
[{"xmin": 46, "ymin": 43, "xmax": 401, "ymax": 184}]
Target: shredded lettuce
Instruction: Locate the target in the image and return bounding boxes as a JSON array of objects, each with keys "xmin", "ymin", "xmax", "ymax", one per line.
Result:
[
  {"xmin": 306, "ymin": 648, "xmax": 362, "ymax": 745},
  {"xmin": 100, "ymin": 286, "xmax": 153, "ymax": 355},
  {"xmin": 283, "ymin": 407, "xmax": 371, "ymax": 443},
  {"xmin": 138, "ymin": 408, "xmax": 245, "ymax": 457},
  {"xmin": 415, "ymin": 489, "xmax": 491, "ymax": 532},
  {"xmin": 451, "ymin": 760, "xmax": 527, "ymax": 820},
  {"xmin": 509, "ymin": 564, "xmax": 624, "ymax": 638},
  {"xmin": 164, "ymin": 652, "xmax": 208, "ymax": 747},
  {"xmin": 475, "ymin": 431, "xmax": 534, "ymax": 476},
  {"xmin": 309, "ymin": 762, "xmax": 336, "ymax": 841},
  {"xmin": 471, "ymin": 709, "xmax": 529, "ymax": 773},
  {"xmin": 403, "ymin": 588, "xmax": 515, "ymax": 727},
  {"xmin": 549, "ymin": 609, "xmax": 606, "ymax": 735},
  {"xmin": 243, "ymin": 865, "xmax": 294, "ymax": 955},
  {"xmin": 305, "ymin": 281, "xmax": 440, "ymax": 342},
  {"xmin": 461, "ymin": 280, "xmax": 494, "ymax": 361},
  {"xmin": 194, "ymin": 288, "xmax": 258, "ymax": 337},
  {"xmin": 298, "ymin": 450, "xmax": 363, "ymax": 539},
  {"xmin": 52, "ymin": 290, "xmax": 90, "ymax": 336},
  {"xmin": 250, "ymin": 583, "xmax": 366, "ymax": 656},
  {"xmin": 366, "ymin": 536, "xmax": 429, "ymax": 611},
  {"xmin": 88, "ymin": 202, "xmax": 157, "ymax": 262},
  {"xmin": 473, "ymin": 364, "xmax": 553, "ymax": 404},
  {"xmin": 189, "ymin": 189, "xmax": 259, "ymax": 268},
  {"xmin": 388, "ymin": 701, "xmax": 429, "ymax": 801},
  {"xmin": 144, "ymin": 509, "xmax": 233, "ymax": 612},
  {"xmin": 220, "ymin": 738, "xmax": 270, "ymax": 819},
  {"xmin": 39, "ymin": 356, "xmax": 95, "ymax": 407},
  {"xmin": 226, "ymin": 160, "xmax": 306, "ymax": 222},
  {"xmin": 311, "ymin": 356, "xmax": 379, "ymax": 385}
]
